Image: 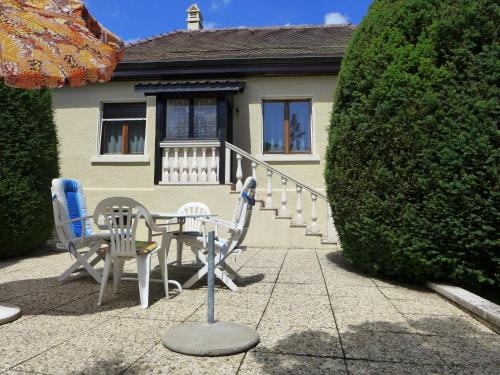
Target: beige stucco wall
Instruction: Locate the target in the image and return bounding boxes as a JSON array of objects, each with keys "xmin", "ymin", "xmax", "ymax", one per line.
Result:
[
  {"xmin": 52, "ymin": 75, "xmax": 337, "ymax": 246},
  {"xmin": 233, "ymin": 75, "xmax": 337, "ymax": 193}
]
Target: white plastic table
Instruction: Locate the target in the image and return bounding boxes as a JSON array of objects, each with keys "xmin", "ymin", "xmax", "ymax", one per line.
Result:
[{"xmin": 149, "ymin": 212, "xmax": 217, "ymax": 266}]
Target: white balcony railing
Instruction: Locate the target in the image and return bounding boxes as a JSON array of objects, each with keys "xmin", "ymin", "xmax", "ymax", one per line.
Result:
[{"xmin": 159, "ymin": 140, "xmax": 220, "ymax": 185}]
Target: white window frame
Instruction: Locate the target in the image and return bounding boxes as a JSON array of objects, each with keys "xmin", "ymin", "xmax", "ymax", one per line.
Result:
[
  {"xmin": 258, "ymin": 95, "xmax": 319, "ymax": 162},
  {"xmin": 92, "ymin": 99, "xmax": 150, "ymax": 164}
]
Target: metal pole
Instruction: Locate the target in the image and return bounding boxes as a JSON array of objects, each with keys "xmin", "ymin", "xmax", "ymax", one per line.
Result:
[{"xmin": 207, "ymin": 231, "xmax": 215, "ymax": 324}]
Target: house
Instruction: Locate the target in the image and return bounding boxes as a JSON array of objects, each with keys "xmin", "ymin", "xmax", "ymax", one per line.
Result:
[{"xmin": 52, "ymin": 5, "xmax": 354, "ymax": 248}]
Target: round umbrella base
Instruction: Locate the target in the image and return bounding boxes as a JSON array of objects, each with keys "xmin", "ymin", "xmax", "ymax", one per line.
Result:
[
  {"xmin": 0, "ymin": 303, "xmax": 21, "ymax": 325},
  {"xmin": 162, "ymin": 321, "xmax": 260, "ymax": 356}
]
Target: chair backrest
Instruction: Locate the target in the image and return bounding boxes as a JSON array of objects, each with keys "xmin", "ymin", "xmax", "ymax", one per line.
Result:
[
  {"xmin": 93, "ymin": 197, "xmax": 151, "ymax": 257},
  {"xmin": 176, "ymin": 202, "xmax": 211, "ymax": 233},
  {"xmin": 228, "ymin": 177, "xmax": 257, "ymax": 248},
  {"xmin": 51, "ymin": 178, "xmax": 93, "ymax": 246}
]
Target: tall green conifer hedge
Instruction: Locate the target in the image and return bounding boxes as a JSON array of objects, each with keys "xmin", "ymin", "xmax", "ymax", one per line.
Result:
[
  {"xmin": 326, "ymin": 0, "xmax": 499, "ymax": 294},
  {"xmin": 0, "ymin": 84, "xmax": 59, "ymax": 259}
]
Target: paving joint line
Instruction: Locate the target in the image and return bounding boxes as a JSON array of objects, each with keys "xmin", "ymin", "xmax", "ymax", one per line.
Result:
[
  {"xmin": 235, "ymin": 248, "xmax": 289, "ymax": 375},
  {"xmin": 315, "ymin": 249, "xmax": 349, "ymax": 374}
]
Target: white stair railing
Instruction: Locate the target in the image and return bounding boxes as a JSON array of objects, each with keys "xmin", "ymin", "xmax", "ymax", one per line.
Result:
[{"xmin": 225, "ymin": 142, "xmax": 338, "ymax": 243}]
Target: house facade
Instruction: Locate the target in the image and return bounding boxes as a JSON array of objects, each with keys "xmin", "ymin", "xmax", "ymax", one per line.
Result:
[{"xmin": 52, "ymin": 6, "xmax": 354, "ymax": 248}]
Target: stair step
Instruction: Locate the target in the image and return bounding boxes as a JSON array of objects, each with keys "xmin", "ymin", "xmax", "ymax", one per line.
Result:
[
  {"xmin": 305, "ymin": 231, "xmax": 322, "ymax": 237},
  {"xmin": 321, "ymin": 238, "xmax": 339, "ymax": 245},
  {"xmin": 290, "ymin": 223, "xmax": 307, "ymax": 228},
  {"xmin": 275, "ymin": 215, "xmax": 292, "ymax": 220}
]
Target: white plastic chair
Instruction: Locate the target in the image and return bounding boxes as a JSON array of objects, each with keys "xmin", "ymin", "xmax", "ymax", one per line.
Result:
[
  {"xmin": 168, "ymin": 177, "xmax": 257, "ymax": 291},
  {"xmin": 93, "ymin": 197, "xmax": 181, "ymax": 308},
  {"xmin": 51, "ymin": 178, "xmax": 108, "ymax": 283},
  {"xmin": 170, "ymin": 202, "xmax": 212, "ymax": 266}
]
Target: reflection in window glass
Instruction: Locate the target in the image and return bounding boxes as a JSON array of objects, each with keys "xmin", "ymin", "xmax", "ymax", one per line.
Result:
[
  {"xmin": 100, "ymin": 102, "xmax": 146, "ymax": 155},
  {"xmin": 263, "ymin": 102, "xmax": 285, "ymax": 153},
  {"xmin": 166, "ymin": 99, "xmax": 189, "ymax": 139},
  {"xmin": 288, "ymin": 101, "xmax": 311, "ymax": 152},
  {"xmin": 194, "ymin": 98, "xmax": 217, "ymax": 138}
]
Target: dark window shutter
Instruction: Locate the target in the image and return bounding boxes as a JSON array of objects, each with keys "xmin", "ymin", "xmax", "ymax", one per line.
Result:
[{"xmin": 103, "ymin": 102, "xmax": 146, "ymax": 119}]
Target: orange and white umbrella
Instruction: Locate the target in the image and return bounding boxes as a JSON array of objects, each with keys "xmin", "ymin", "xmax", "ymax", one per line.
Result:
[{"xmin": 0, "ymin": 0, "xmax": 124, "ymax": 89}]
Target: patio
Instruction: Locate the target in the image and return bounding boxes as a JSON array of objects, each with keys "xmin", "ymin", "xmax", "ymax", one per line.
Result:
[{"xmin": 0, "ymin": 246, "xmax": 498, "ymax": 375}]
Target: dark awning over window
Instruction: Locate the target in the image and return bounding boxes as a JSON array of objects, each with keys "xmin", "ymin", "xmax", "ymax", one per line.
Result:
[{"xmin": 135, "ymin": 80, "xmax": 245, "ymax": 95}]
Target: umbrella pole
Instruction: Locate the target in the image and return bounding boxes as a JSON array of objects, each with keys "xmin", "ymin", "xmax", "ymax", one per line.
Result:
[{"xmin": 162, "ymin": 231, "xmax": 260, "ymax": 356}]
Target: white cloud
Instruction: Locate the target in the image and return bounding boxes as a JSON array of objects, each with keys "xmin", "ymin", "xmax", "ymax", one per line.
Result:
[
  {"xmin": 210, "ymin": 0, "xmax": 231, "ymax": 11},
  {"xmin": 204, "ymin": 22, "xmax": 218, "ymax": 30},
  {"xmin": 324, "ymin": 12, "xmax": 350, "ymax": 25}
]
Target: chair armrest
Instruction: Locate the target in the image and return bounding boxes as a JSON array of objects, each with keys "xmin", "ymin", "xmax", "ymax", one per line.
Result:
[
  {"xmin": 60, "ymin": 215, "xmax": 93, "ymax": 225},
  {"xmin": 197, "ymin": 217, "xmax": 236, "ymax": 230}
]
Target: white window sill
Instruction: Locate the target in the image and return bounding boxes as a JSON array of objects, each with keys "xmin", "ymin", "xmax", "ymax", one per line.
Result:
[
  {"xmin": 258, "ymin": 154, "xmax": 321, "ymax": 163},
  {"xmin": 91, "ymin": 155, "xmax": 150, "ymax": 164}
]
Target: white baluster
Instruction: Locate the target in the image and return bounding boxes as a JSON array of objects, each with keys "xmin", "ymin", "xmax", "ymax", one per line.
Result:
[
  {"xmin": 200, "ymin": 147, "xmax": 207, "ymax": 182},
  {"xmin": 191, "ymin": 147, "xmax": 198, "ymax": 182},
  {"xmin": 172, "ymin": 147, "xmax": 179, "ymax": 182},
  {"xmin": 265, "ymin": 169, "xmax": 273, "ymax": 208},
  {"xmin": 294, "ymin": 186, "xmax": 304, "ymax": 225},
  {"xmin": 251, "ymin": 162, "xmax": 257, "ymax": 182},
  {"xmin": 326, "ymin": 205, "xmax": 338, "ymax": 243},
  {"xmin": 162, "ymin": 148, "xmax": 170, "ymax": 182},
  {"xmin": 210, "ymin": 147, "xmax": 217, "ymax": 182},
  {"xmin": 181, "ymin": 148, "xmax": 189, "ymax": 182},
  {"xmin": 308, "ymin": 194, "xmax": 320, "ymax": 234},
  {"xmin": 279, "ymin": 178, "xmax": 289, "ymax": 217},
  {"xmin": 235, "ymin": 153, "xmax": 243, "ymax": 191}
]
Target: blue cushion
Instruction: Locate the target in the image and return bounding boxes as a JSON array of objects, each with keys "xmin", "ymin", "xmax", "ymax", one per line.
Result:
[{"xmin": 63, "ymin": 179, "xmax": 90, "ymax": 238}]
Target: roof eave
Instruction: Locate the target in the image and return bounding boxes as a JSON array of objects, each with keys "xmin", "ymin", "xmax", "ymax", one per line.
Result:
[{"xmin": 112, "ymin": 56, "xmax": 343, "ymax": 80}]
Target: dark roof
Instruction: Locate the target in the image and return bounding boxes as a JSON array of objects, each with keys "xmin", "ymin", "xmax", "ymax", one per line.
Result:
[
  {"xmin": 135, "ymin": 80, "xmax": 245, "ymax": 94},
  {"xmin": 122, "ymin": 24, "xmax": 355, "ymax": 64}
]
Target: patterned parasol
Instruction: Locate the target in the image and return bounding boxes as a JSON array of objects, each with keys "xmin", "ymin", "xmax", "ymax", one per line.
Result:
[{"xmin": 0, "ymin": 0, "xmax": 124, "ymax": 89}]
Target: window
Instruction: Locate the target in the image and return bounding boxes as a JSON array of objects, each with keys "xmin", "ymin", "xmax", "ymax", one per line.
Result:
[
  {"xmin": 263, "ymin": 100, "xmax": 311, "ymax": 154},
  {"xmin": 165, "ymin": 97, "xmax": 217, "ymax": 139},
  {"xmin": 100, "ymin": 102, "xmax": 146, "ymax": 155}
]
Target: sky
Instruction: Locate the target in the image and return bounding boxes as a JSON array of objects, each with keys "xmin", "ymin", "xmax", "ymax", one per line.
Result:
[{"xmin": 85, "ymin": 0, "xmax": 373, "ymax": 44}]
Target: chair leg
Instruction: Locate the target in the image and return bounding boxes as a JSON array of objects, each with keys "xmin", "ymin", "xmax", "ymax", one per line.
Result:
[
  {"xmin": 158, "ymin": 247, "xmax": 169, "ymax": 298},
  {"xmin": 97, "ymin": 253, "xmax": 112, "ymax": 306},
  {"xmin": 113, "ymin": 258, "xmax": 125, "ymax": 293},
  {"xmin": 59, "ymin": 245, "xmax": 102, "ymax": 283},
  {"xmin": 137, "ymin": 254, "xmax": 151, "ymax": 308},
  {"xmin": 176, "ymin": 240, "xmax": 183, "ymax": 266}
]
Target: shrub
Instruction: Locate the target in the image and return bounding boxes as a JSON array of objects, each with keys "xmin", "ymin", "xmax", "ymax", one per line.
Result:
[
  {"xmin": 325, "ymin": 0, "xmax": 499, "ymax": 294},
  {"xmin": 0, "ymin": 83, "xmax": 59, "ymax": 259}
]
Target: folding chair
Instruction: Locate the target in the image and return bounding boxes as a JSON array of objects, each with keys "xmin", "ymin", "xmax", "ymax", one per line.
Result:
[
  {"xmin": 167, "ymin": 177, "xmax": 257, "ymax": 291},
  {"xmin": 51, "ymin": 178, "xmax": 107, "ymax": 283}
]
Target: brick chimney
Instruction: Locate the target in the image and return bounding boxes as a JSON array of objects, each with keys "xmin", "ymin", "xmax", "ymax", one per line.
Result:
[{"xmin": 187, "ymin": 4, "xmax": 203, "ymax": 31}]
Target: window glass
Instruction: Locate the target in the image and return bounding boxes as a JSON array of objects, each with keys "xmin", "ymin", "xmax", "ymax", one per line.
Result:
[
  {"xmin": 194, "ymin": 98, "xmax": 217, "ymax": 138},
  {"xmin": 166, "ymin": 99, "xmax": 189, "ymax": 139},
  {"xmin": 263, "ymin": 100, "xmax": 311, "ymax": 154},
  {"xmin": 288, "ymin": 101, "xmax": 311, "ymax": 153},
  {"xmin": 100, "ymin": 102, "xmax": 146, "ymax": 155},
  {"xmin": 263, "ymin": 102, "xmax": 285, "ymax": 153}
]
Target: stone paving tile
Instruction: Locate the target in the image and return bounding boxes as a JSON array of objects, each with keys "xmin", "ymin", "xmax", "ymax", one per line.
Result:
[
  {"xmin": 117, "ymin": 299, "xmax": 204, "ymax": 322},
  {"xmin": 188, "ymin": 305, "xmax": 264, "ymax": 328},
  {"xmin": 214, "ymin": 291, "xmax": 269, "ymax": 310},
  {"xmin": 271, "ymin": 282, "xmax": 327, "ymax": 296},
  {"xmin": 378, "ymin": 285, "xmax": 435, "ymax": 300},
  {"xmin": 0, "ymin": 313, "xmax": 107, "ymax": 371},
  {"xmin": 239, "ymin": 351, "xmax": 347, "ymax": 375},
  {"xmin": 426, "ymin": 334, "xmax": 500, "ymax": 368},
  {"xmin": 125, "ymin": 343, "xmax": 243, "ymax": 375},
  {"xmin": 255, "ymin": 320, "xmax": 342, "ymax": 357},
  {"xmin": 346, "ymin": 360, "xmax": 454, "ymax": 375},
  {"xmin": 450, "ymin": 364, "xmax": 500, "ymax": 375},
  {"xmin": 328, "ymin": 285, "xmax": 384, "ymax": 298},
  {"xmin": 276, "ymin": 272, "xmax": 324, "ymax": 284},
  {"xmin": 404, "ymin": 314, "xmax": 498, "ymax": 337},
  {"xmin": 392, "ymin": 298, "xmax": 468, "ymax": 317},
  {"xmin": 14, "ymin": 317, "xmax": 169, "ymax": 375},
  {"xmin": 237, "ymin": 266, "xmax": 281, "ymax": 277},
  {"xmin": 341, "ymin": 331, "xmax": 444, "ymax": 364},
  {"xmin": 261, "ymin": 301, "xmax": 336, "ymax": 328}
]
